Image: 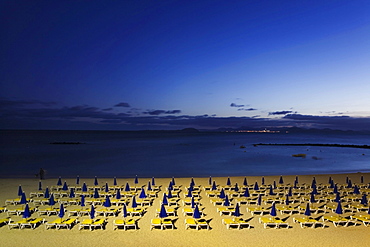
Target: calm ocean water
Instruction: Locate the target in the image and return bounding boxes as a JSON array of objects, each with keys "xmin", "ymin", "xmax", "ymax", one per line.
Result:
[{"xmin": 1, "ymin": 130, "xmax": 370, "ymax": 178}]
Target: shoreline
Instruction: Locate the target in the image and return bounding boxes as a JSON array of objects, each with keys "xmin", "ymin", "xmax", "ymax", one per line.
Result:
[
  {"xmin": 1, "ymin": 173, "xmax": 369, "ymax": 247},
  {"xmin": 254, "ymin": 143, "xmax": 370, "ymax": 149}
]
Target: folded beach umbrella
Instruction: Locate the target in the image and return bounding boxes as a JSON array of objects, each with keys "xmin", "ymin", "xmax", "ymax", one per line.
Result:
[
  {"xmin": 287, "ymin": 187, "xmax": 293, "ymax": 197},
  {"xmin": 186, "ymin": 188, "xmax": 192, "ymax": 198},
  {"xmin": 82, "ymin": 182, "xmax": 88, "ymax": 192},
  {"xmin": 159, "ymin": 203, "xmax": 168, "ymax": 218},
  {"xmin": 58, "ymin": 204, "xmax": 65, "ymax": 218},
  {"xmin": 23, "ymin": 204, "xmax": 31, "ymax": 219},
  {"xmin": 219, "ymin": 188, "xmax": 226, "ymax": 199},
  {"xmin": 311, "ymin": 183, "xmax": 318, "ymax": 195},
  {"xmin": 190, "ymin": 177, "xmax": 195, "ymax": 187},
  {"xmin": 211, "ymin": 181, "xmax": 217, "ymax": 191},
  {"xmin": 167, "ymin": 189, "xmax": 173, "ymax": 199},
  {"xmin": 347, "ymin": 179, "xmax": 353, "ymax": 188},
  {"xmin": 285, "ymin": 194, "xmax": 290, "ymax": 206},
  {"xmin": 172, "ymin": 177, "xmax": 176, "ymax": 186},
  {"xmin": 273, "ymin": 181, "xmax": 277, "ymax": 189},
  {"xmin": 270, "ymin": 203, "xmax": 277, "ymax": 217},
  {"xmin": 227, "ymin": 177, "xmax": 231, "ymax": 186},
  {"xmin": 49, "ymin": 193, "xmax": 55, "ymax": 206},
  {"xmin": 20, "ymin": 192, "xmax": 27, "ymax": 204},
  {"xmin": 310, "ymin": 192, "xmax": 316, "ymax": 203},
  {"xmin": 257, "ymin": 194, "xmax": 262, "ymax": 206},
  {"xmin": 103, "ymin": 195, "xmax": 111, "ymax": 207},
  {"xmin": 335, "ymin": 201, "xmax": 343, "ymax": 215},
  {"xmin": 105, "ymin": 182, "xmax": 109, "ymax": 193},
  {"xmin": 90, "ymin": 205, "xmax": 95, "ymax": 219},
  {"xmin": 295, "ymin": 176, "xmax": 299, "ymax": 185},
  {"xmin": 139, "ymin": 187, "xmax": 147, "ymax": 199},
  {"xmin": 294, "ymin": 179, "xmax": 298, "ymax": 189},
  {"xmin": 254, "ymin": 182, "xmax": 259, "ymax": 191},
  {"xmin": 151, "ymin": 177, "xmax": 156, "ymax": 186},
  {"xmin": 69, "ymin": 188, "xmax": 75, "ymax": 198},
  {"xmin": 18, "ymin": 185, "xmax": 23, "ymax": 196},
  {"xmin": 243, "ymin": 177, "xmax": 248, "ymax": 186},
  {"xmin": 234, "ymin": 203, "xmax": 241, "ymax": 217},
  {"xmin": 243, "ymin": 188, "xmax": 250, "ymax": 198},
  {"xmin": 191, "ymin": 197, "xmax": 196, "ymax": 209},
  {"xmin": 328, "ymin": 176, "xmax": 332, "ymax": 184},
  {"xmin": 115, "ymin": 189, "xmax": 121, "ymax": 200},
  {"xmin": 330, "ymin": 179, "xmax": 335, "ymax": 188},
  {"xmin": 93, "ymin": 188, "xmax": 100, "ymax": 198},
  {"xmin": 76, "ymin": 175, "xmax": 80, "ymax": 185},
  {"xmin": 361, "ymin": 175, "xmax": 364, "ymax": 184},
  {"xmin": 134, "ymin": 175, "xmax": 139, "ymax": 185},
  {"xmin": 80, "ymin": 195, "xmax": 85, "ymax": 207},
  {"xmin": 162, "ymin": 193, "xmax": 168, "ymax": 205},
  {"xmin": 234, "ymin": 183, "xmax": 239, "ymax": 192},
  {"xmin": 193, "ymin": 205, "xmax": 201, "ymax": 219},
  {"xmin": 334, "ymin": 193, "xmax": 341, "ymax": 203},
  {"xmin": 223, "ymin": 195, "xmax": 230, "ymax": 206},
  {"xmin": 94, "ymin": 176, "xmax": 99, "ymax": 186},
  {"xmin": 279, "ymin": 176, "xmax": 284, "ymax": 184},
  {"xmin": 346, "ymin": 176, "xmax": 349, "ymax": 184},
  {"xmin": 304, "ymin": 203, "xmax": 311, "ymax": 216},
  {"xmin": 147, "ymin": 181, "xmax": 152, "ymax": 191},
  {"xmin": 360, "ymin": 194, "xmax": 368, "ymax": 206},
  {"xmin": 209, "ymin": 176, "xmax": 212, "ymax": 185},
  {"xmin": 57, "ymin": 177, "xmax": 62, "ymax": 186},
  {"xmin": 168, "ymin": 181, "xmax": 173, "ymax": 191},
  {"xmin": 125, "ymin": 182, "xmax": 131, "ymax": 192},
  {"xmin": 311, "ymin": 177, "xmax": 316, "ymax": 188},
  {"xmin": 38, "ymin": 181, "xmax": 42, "ymax": 191},
  {"xmin": 122, "ymin": 203, "xmax": 127, "ymax": 218},
  {"xmin": 113, "ymin": 177, "xmax": 117, "ymax": 186},
  {"xmin": 44, "ymin": 187, "xmax": 50, "ymax": 198},
  {"xmin": 62, "ymin": 181, "xmax": 68, "ymax": 191},
  {"xmin": 368, "ymin": 205, "xmax": 370, "ymax": 215},
  {"xmin": 333, "ymin": 184, "xmax": 338, "ymax": 194},
  {"xmin": 261, "ymin": 177, "xmax": 265, "ymax": 185},
  {"xmin": 131, "ymin": 196, "xmax": 137, "ymax": 208},
  {"xmin": 269, "ymin": 185, "xmax": 276, "ymax": 196},
  {"xmin": 353, "ymin": 185, "xmax": 360, "ymax": 195}
]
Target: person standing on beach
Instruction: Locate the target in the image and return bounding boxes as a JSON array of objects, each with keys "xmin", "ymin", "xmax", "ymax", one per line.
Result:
[{"xmin": 39, "ymin": 168, "xmax": 45, "ymax": 180}]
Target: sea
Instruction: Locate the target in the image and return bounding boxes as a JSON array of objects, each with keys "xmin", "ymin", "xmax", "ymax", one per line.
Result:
[{"xmin": 1, "ymin": 130, "xmax": 370, "ymax": 179}]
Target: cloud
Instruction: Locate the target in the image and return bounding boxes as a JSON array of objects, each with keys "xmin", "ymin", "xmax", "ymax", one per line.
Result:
[
  {"xmin": 269, "ymin": 111, "xmax": 293, "ymax": 115},
  {"xmin": 238, "ymin": 108, "xmax": 257, "ymax": 111},
  {"xmin": 143, "ymin": 110, "xmax": 181, "ymax": 115},
  {"xmin": 114, "ymin": 102, "xmax": 130, "ymax": 107},
  {"xmin": 0, "ymin": 98, "xmax": 57, "ymax": 108},
  {"xmin": 230, "ymin": 103, "xmax": 244, "ymax": 108}
]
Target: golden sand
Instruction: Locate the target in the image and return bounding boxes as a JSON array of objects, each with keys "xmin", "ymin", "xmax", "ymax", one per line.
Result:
[{"xmin": 0, "ymin": 173, "xmax": 369, "ymax": 247}]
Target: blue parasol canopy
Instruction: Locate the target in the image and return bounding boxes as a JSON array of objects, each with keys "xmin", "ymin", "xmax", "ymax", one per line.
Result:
[
  {"xmin": 287, "ymin": 187, "xmax": 293, "ymax": 197},
  {"xmin": 191, "ymin": 196, "xmax": 196, "ymax": 209},
  {"xmin": 103, "ymin": 196, "xmax": 111, "ymax": 207},
  {"xmin": 360, "ymin": 194, "xmax": 368, "ymax": 206},
  {"xmin": 257, "ymin": 194, "xmax": 262, "ymax": 206},
  {"xmin": 190, "ymin": 177, "xmax": 195, "ymax": 187},
  {"xmin": 295, "ymin": 176, "xmax": 299, "ymax": 184},
  {"xmin": 62, "ymin": 181, "xmax": 68, "ymax": 191},
  {"xmin": 113, "ymin": 177, "xmax": 117, "ymax": 186},
  {"xmin": 80, "ymin": 195, "xmax": 85, "ymax": 207},
  {"xmin": 18, "ymin": 185, "xmax": 23, "ymax": 196},
  {"xmin": 333, "ymin": 184, "xmax": 338, "ymax": 194},
  {"xmin": 168, "ymin": 181, "xmax": 173, "ymax": 191},
  {"xmin": 125, "ymin": 183, "xmax": 131, "ymax": 192},
  {"xmin": 58, "ymin": 204, "xmax": 65, "ymax": 218},
  {"xmin": 69, "ymin": 188, "xmax": 75, "ymax": 198},
  {"xmin": 234, "ymin": 203, "xmax": 241, "ymax": 217},
  {"xmin": 82, "ymin": 182, "xmax": 87, "ymax": 192},
  {"xmin": 147, "ymin": 181, "xmax": 152, "ymax": 191},
  {"xmin": 139, "ymin": 188, "xmax": 147, "ymax": 199},
  {"xmin": 294, "ymin": 179, "xmax": 298, "ymax": 189},
  {"xmin": 279, "ymin": 176, "xmax": 284, "ymax": 184},
  {"xmin": 269, "ymin": 185, "xmax": 276, "ymax": 196},
  {"xmin": 49, "ymin": 194, "xmax": 55, "ymax": 206},
  {"xmin": 193, "ymin": 205, "xmax": 201, "ymax": 219},
  {"xmin": 270, "ymin": 203, "xmax": 277, "ymax": 217},
  {"xmin": 285, "ymin": 194, "xmax": 290, "ymax": 205},
  {"xmin": 311, "ymin": 177, "xmax": 316, "ymax": 188},
  {"xmin": 243, "ymin": 188, "xmax": 250, "ymax": 198},
  {"xmin": 20, "ymin": 192, "xmax": 27, "ymax": 204},
  {"xmin": 115, "ymin": 189, "xmax": 121, "ymax": 199},
  {"xmin": 162, "ymin": 193, "xmax": 168, "ymax": 205},
  {"xmin": 122, "ymin": 203, "xmax": 127, "ymax": 218},
  {"xmin": 105, "ymin": 182, "xmax": 109, "ymax": 193},
  {"xmin": 90, "ymin": 205, "xmax": 95, "ymax": 219},
  {"xmin": 353, "ymin": 185, "xmax": 360, "ymax": 195},
  {"xmin": 347, "ymin": 179, "xmax": 353, "ymax": 188},
  {"xmin": 211, "ymin": 181, "xmax": 217, "ymax": 191},
  {"xmin": 335, "ymin": 201, "xmax": 343, "ymax": 214},
  {"xmin": 131, "ymin": 196, "xmax": 137, "ymax": 208},
  {"xmin": 261, "ymin": 177, "xmax": 265, "ymax": 185},
  {"xmin": 94, "ymin": 176, "xmax": 99, "ymax": 186},
  {"xmin": 312, "ymin": 184, "xmax": 318, "ymax": 195},
  {"xmin": 219, "ymin": 188, "xmax": 226, "ymax": 199},
  {"xmin": 152, "ymin": 177, "xmax": 156, "ymax": 186},
  {"xmin": 159, "ymin": 203, "xmax": 168, "ymax": 218},
  {"xmin": 93, "ymin": 188, "xmax": 100, "ymax": 198},
  {"xmin": 23, "ymin": 204, "xmax": 31, "ymax": 219},
  {"xmin": 208, "ymin": 176, "xmax": 212, "ymax": 185},
  {"xmin": 243, "ymin": 177, "xmax": 248, "ymax": 186},
  {"xmin": 57, "ymin": 177, "xmax": 62, "ymax": 186},
  {"xmin": 254, "ymin": 182, "xmax": 259, "ymax": 191},
  {"xmin": 304, "ymin": 203, "xmax": 311, "ymax": 216},
  {"xmin": 44, "ymin": 187, "xmax": 50, "ymax": 198},
  {"xmin": 186, "ymin": 189, "xmax": 192, "ymax": 198},
  {"xmin": 223, "ymin": 195, "xmax": 230, "ymax": 206},
  {"xmin": 234, "ymin": 183, "xmax": 239, "ymax": 192},
  {"xmin": 134, "ymin": 175, "xmax": 139, "ymax": 185},
  {"xmin": 310, "ymin": 192, "xmax": 316, "ymax": 203},
  {"xmin": 330, "ymin": 180, "xmax": 335, "ymax": 188},
  {"xmin": 273, "ymin": 181, "xmax": 277, "ymax": 189},
  {"xmin": 227, "ymin": 177, "xmax": 231, "ymax": 186},
  {"xmin": 167, "ymin": 189, "xmax": 173, "ymax": 199},
  {"xmin": 334, "ymin": 193, "xmax": 341, "ymax": 203},
  {"xmin": 172, "ymin": 177, "xmax": 176, "ymax": 186}
]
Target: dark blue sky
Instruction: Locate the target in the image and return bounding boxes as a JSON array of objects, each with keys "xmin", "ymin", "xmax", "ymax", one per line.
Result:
[{"xmin": 1, "ymin": 1, "xmax": 370, "ymax": 130}]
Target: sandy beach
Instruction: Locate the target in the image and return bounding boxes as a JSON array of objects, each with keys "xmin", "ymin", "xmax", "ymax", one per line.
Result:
[{"xmin": 1, "ymin": 173, "xmax": 369, "ymax": 247}]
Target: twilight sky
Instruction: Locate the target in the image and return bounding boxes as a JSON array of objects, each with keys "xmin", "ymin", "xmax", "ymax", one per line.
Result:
[{"xmin": 1, "ymin": 1, "xmax": 370, "ymax": 131}]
